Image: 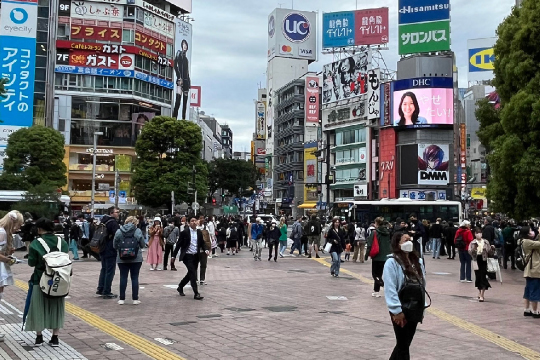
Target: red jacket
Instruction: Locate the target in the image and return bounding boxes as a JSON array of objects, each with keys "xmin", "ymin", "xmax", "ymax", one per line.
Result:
[{"xmin": 455, "ymin": 227, "xmax": 473, "ymax": 250}]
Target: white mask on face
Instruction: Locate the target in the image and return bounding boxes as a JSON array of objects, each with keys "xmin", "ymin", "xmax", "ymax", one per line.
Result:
[
  {"xmin": 400, "ymin": 241, "xmax": 414, "ymax": 253},
  {"xmin": 475, "ymin": 233, "xmax": 482, "ymax": 239}
]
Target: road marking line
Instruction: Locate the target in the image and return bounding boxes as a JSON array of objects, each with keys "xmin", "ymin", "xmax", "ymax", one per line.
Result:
[
  {"xmin": 312, "ymin": 258, "xmax": 540, "ymax": 360},
  {"xmin": 14, "ymin": 279, "xmax": 186, "ymax": 360}
]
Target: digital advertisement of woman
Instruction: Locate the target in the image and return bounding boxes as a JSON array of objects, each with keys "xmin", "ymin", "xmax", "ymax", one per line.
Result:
[{"xmin": 393, "ymin": 88, "xmax": 453, "ymax": 127}]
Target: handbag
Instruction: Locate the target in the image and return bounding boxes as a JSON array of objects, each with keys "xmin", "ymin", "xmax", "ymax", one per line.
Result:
[
  {"xmin": 487, "ymin": 257, "xmax": 498, "ymax": 273},
  {"xmin": 324, "ymin": 242, "xmax": 332, "ymax": 253},
  {"xmin": 369, "ymin": 231, "xmax": 380, "ymax": 258}
]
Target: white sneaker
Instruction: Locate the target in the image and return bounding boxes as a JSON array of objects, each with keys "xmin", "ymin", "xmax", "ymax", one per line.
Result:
[
  {"xmin": 118, "ymin": 300, "xmax": 125, "ymax": 305},
  {"xmin": 460, "ymin": 280, "xmax": 466, "ymax": 283},
  {"xmin": 466, "ymin": 280, "xmax": 473, "ymax": 283},
  {"xmin": 132, "ymin": 300, "xmax": 141, "ymax": 305},
  {"xmin": 149, "ymin": 267, "xmax": 154, "ymax": 271},
  {"xmin": 214, "ymin": 254, "xmax": 219, "ymax": 257},
  {"xmin": 156, "ymin": 268, "xmax": 162, "ymax": 271},
  {"xmin": 371, "ymin": 292, "xmax": 381, "ymax": 298},
  {"xmin": 208, "ymin": 255, "xmax": 213, "ymax": 258}
]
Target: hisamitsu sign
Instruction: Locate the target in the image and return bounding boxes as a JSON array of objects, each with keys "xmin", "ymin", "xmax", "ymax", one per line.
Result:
[{"xmin": 398, "ymin": 0, "xmax": 450, "ymax": 25}]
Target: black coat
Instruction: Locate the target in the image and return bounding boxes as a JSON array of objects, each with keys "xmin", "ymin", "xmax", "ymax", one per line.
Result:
[
  {"xmin": 173, "ymin": 51, "xmax": 190, "ymax": 91},
  {"xmin": 173, "ymin": 227, "xmax": 209, "ymax": 261},
  {"xmin": 482, "ymin": 224, "xmax": 496, "ymax": 243},
  {"xmin": 326, "ymin": 227, "xmax": 346, "ymax": 254}
]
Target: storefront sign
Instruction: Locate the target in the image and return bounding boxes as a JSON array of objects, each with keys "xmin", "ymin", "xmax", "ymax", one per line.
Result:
[
  {"xmin": 141, "ymin": 1, "xmax": 175, "ymax": 21},
  {"xmin": 56, "ymin": 40, "xmax": 171, "ymax": 66},
  {"xmin": 135, "ymin": 31, "xmax": 167, "ymax": 53},
  {"xmin": 68, "ymin": 51, "xmax": 134, "ymax": 70},
  {"xmin": 367, "ymin": 68, "xmax": 381, "ymax": 120},
  {"xmin": 70, "ymin": 1, "xmax": 123, "ymax": 21},
  {"xmin": 87, "ymin": 148, "xmax": 113, "ymax": 154},
  {"xmin": 144, "ymin": 11, "xmax": 174, "ymax": 37},
  {"xmin": 400, "ymin": 189, "xmax": 447, "ymax": 200},
  {"xmin": 322, "ymin": 100, "xmax": 367, "ymax": 129}
]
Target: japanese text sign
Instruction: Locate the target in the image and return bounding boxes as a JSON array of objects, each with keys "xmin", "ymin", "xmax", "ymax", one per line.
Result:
[
  {"xmin": 70, "ymin": 1, "xmax": 122, "ymax": 21},
  {"xmin": 399, "ymin": 20, "xmax": 450, "ymax": 55},
  {"xmin": 367, "ymin": 68, "xmax": 380, "ymax": 120},
  {"xmin": 0, "ymin": 0, "xmax": 38, "ymax": 135},
  {"xmin": 305, "ymin": 76, "xmax": 320, "ymax": 123},
  {"xmin": 322, "ymin": 11, "xmax": 355, "ymax": 48}
]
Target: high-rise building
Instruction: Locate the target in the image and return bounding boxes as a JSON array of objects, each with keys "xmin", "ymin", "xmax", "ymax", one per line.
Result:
[{"xmin": 220, "ymin": 125, "xmax": 233, "ymax": 158}]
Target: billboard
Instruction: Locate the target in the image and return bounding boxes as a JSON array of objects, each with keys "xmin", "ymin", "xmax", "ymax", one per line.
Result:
[
  {"xmin": 322, "ymin": 8, "xmax": 389, "ymax": 48},
  {"xmin": 468, "ymin": 37, "xmax": 496, "ymax": 82},
  {"xmin": 189, "ymin": 86, "xmax": 201, "ymax": 107},
  {"xmin": 322, "ymin": 100, "xmax": 366, "ymax": 129},
  {"xmin": 304, "ymin": 142, "xmax": 318, "ymax": 202},
  {"xmin": 70, "ymin": 1, "xmax": 123, "ymax": 21},
  {"xmin": 398, "ymin": 0, "xmax": 450, "ymax": 25},
  {"xmin": 173, "ymin": 19, "xmax": 192, "ymax": 120},
  {"xmin": 386, "ymin": 77, "xmax": 453, "ymax": 128},
  {"xmin": 398, "ymin": 20, "xmax": 450, "ymax": 55},
  {"xmin": 268, "ymin": 8, "xmax": 317, "ymax": 62},
  {"xmin": 0, "ymin": 0, "xmax": 38, "ymax": 146},
  {"xmin": 256, "ymin": 101, "xmax": 266, "ymax": 140},
  {"xmin": 322, "ymin": 50, "xmax": 371, "ymax": 104},
  {"xmin": 400, "ymin": 190, "xmax": 447, "ymax": 200},
  {"xmin": 367, "ymin": 68, "xmax": 381, "ymax": 120},
  {"xmin": 418, "ymin": 143, "xmax": 450, "ymax": 185},
  {"xmin": 305, "ymin": 76, "xmax": 320, "ymax": 123}
]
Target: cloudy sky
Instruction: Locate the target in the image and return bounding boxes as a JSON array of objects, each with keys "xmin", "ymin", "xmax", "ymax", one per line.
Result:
[{"xmin": 190, "ymin": 0, "xmax": 515, "ymax": 152}]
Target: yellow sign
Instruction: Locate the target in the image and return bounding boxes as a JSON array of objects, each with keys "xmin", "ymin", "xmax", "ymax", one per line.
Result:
[
  {"xmin": 469, "ymin": 47, "xmax": 495, "ymax": 71},
  {"xmin": 304, "ymin": 144, "xmax": 318, "ymax": 202},
  {"xmin": 471, "ymin": 187, "xmax": 487, "ymax": 200}
]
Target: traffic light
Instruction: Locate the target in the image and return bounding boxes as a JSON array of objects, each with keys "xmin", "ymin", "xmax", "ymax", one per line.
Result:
[
  {"xmin": 212, "ymin": 198, "xmax": 216, "ymax": 205},
  {"xmin": 221, "ymin": 194, "xmax": 225, "ymax": 199}
]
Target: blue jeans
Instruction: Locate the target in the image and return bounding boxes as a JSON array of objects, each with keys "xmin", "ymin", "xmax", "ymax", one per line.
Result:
[
  {"xmin": 97, "ymin": 256, "xmax": 116, "ymax": 295},
  {"xmin": 330, "ymin": 252, "xmax": 341, "ymax": 275},
  {"xmin": 459, "ymin": 250, "xmax": 472, "ymax": 281},
  {"xmin": 432, "ymin": 238, "xmax": 441, "ymax": 258},
  {"xmin": 279, "ymin": 241, "xmax": 287, "ymax": 255},
  {"xmin": 118, "ymin": 262, "xmax": 142, "ymax": 301},
  {"xmin": 69, "ymin": 239, "xmax": 79, "ymax": 260},
  {"xmin": 290, "ymin": 238, "xmax": 301, "ymax": 254}
]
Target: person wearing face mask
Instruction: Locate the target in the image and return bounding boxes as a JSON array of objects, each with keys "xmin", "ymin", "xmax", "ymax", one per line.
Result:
[
  {"xmin": 267, "ymin": 221, "xmax": 280, "ymax": 262},
  {"xmin": 522, "ymin": 225, "xmax": 540, "ymax": 318},
  {"xmin": 383, "ymin": 232, "xmax": 427, "ymax": 360},
  {"xmin": 469, "ymin": 227, "xmax": 495, "ymax": 302}
]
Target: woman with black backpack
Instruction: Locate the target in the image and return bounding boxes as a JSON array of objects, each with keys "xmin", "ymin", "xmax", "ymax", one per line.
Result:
[{"xmin": 383, "ymin": 232, "xmax": 427, "ymax": 360}]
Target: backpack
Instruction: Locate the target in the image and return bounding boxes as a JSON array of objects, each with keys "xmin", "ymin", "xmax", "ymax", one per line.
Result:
[
  {"xmin": 118, "ymin": 231, "xmax": 139, "ymax": 260},
  {"xmin": 394, "ymin": 257, "xmax": 431, "ymax": 323},
  {"xmin": 229, "ymin": 225, "xmax": 238, "ymax": 240},
  {"xmin": 163, "ymin": 225, "xmax": 173, "ymax": 239},
  {"xmin": 494, "ymin": 228, "xmax": 503, "ymax": 248},
  {"xmin": 88, "ymin": 219, "xmax": 112, "ymax": 253},
  {"xmin": 515, "ymin": 239, "xmax": 532, "ymax": 271},
  {"xmin": 37, "ymin": 237, "xmax": 72, "ymax": 298},
  {"xmin": 455, "ymin": 233, "xmax": 466, "ymax": 250}
]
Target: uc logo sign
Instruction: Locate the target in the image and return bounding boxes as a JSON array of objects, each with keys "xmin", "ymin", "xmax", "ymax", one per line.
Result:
[
  {"xmin": 282, "ymin": 12, "xmax": 310, "ymax": 43},
  {"xmin": 469, "ymin": 47, "xmax": 495, "ymax": 72},
  {"xmin": 10, "ymin": 8, "xmax": 28, "ymax": 24}
]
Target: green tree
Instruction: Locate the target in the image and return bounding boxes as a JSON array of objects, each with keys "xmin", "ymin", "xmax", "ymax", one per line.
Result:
[
  {"xmin": 476, "ymin": 0, "xmax": 540, "ymax": 219},
  {"xmin": 132, "ymin": 116, "xmax": 208, "ymax": 209},
  {"xmin": 11, "ymin": 183, "xmax": 62, "ymax": 219},
  {"xmin": 208, "ymin": 158, "xmax": 259, "ymax": 198},
  {"xmin": 0, "ymin": 126, "xmax": 67, "ymax": 190}
]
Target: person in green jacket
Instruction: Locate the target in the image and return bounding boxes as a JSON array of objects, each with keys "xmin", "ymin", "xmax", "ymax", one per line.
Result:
[
  {"xmin": 366, "ymin": 217, "xmax": 392, "ymax": 298},
  {"xmin": 25, "ymin": 218, "xmax": 69, "ymax": 347},
  {"xmin": 278, "ymin": 217, "xmax": 288, "ymax": 258}
]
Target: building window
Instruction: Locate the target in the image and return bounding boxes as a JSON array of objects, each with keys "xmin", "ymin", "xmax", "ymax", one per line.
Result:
[
  {"xmin": 122, "ymin": 29, "xmax": 134, "ymax": 43},
  {"xmin": 57, "ymin": 24, "xmax": 68, "ymax": 40}
]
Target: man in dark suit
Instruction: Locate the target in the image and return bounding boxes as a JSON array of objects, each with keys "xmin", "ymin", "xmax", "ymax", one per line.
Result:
[{"xmin": 172, "ymin": 215, "xmax": 209, "ymax": 300}]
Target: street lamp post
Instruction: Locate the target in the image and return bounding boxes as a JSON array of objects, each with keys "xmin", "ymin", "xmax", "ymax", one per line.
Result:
[{"xmin": 91, "ymin": 131, "xmax": 103, "ymax": 218}]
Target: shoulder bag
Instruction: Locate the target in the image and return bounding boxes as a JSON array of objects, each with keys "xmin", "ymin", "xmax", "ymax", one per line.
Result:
[{"xmin": 369, "ymin": 231, "xmax": 380, "ymax": 258}]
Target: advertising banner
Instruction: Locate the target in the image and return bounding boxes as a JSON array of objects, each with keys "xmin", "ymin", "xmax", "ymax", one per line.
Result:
[
  {"xmin": 135, "ymin": 30, "xmax": 167, "ymax": 53},
  {"xmin": 70, "ymin": 24, "xmax": 121, "ymax": 42},
  {"xmin": 387, "ymin": 77, "xmax": 453, "ymax": 128},
  {"xmin": 268, "ymin": 9, "xmax": 317, "ymax": 62},
  {"xmin": 400, "ymin": 190, "xmax": 447, "ymax": 200},
  {"xmin": 322, "ymin": 101, "xmax": 366, "ymax": 128},
  {"xmin": 322, "ymin": 49, "xmax": 371, "ymax": 104},
  {"xmin": 471, "ymin": 187, "xmax": 487, "ymax": 200},
  {"xmin": 354, "ymin": 7, "xmax": 389, "ymax": 46},
  {"xmin": 322, "ymin": 11, "xmax": 355, "ymax": 48},
  {"xmin": 173, "ymin": 19, "xmax": 192, "ymax": 120},
  {"xmin": 418, "ymin": 143, "xmax": 450, "ymax": 185},
  {"xmin": 367, "ymin": 68, "xmax": 381, "ymax": 120},
  {"xmin": 144, "ymin": 11, "xmax": 174, "ymax": 37},
  {"xmin": 189, "ymin": 85, "xmax": 201, "ymax": 107},
  {"xmin": 67, "ymin": 51, "xmax": 134, "ymax": 70},
  {"xmin": 0, "ymin": 0, "xmax": 38, "ymax": 144},
  {"xmin": 256, "ymin": 101, "xmax": 266, "ymax": 140},
  {"xmin": 398, "ymin": 0, "xmax": 450, "ymax": 25},
  {"xmin": 467, "ymin": 37, "xmax": 496, "ymax": 82},
  {"xmin": 70, "ymin": 1, "xmax": 123, "ymax": 21},
  {"xmin": 305, "ymin": 76, "xmax": 320, "ymax": 123},
  {"xmin": 398, "ymin": 20, "xmax": 450, "ymax": 55},
  {"xmin": 380, "ymin": 81, "xmax": 391, "ymax": 126},
  {"xmin": 304, "ymin": 143, "xmax": 318, "ymax": 202}
]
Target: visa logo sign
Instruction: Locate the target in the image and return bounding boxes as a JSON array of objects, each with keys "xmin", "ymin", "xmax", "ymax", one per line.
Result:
[{"xmin": 469, "ymin": 47, "xmax": 495, "ymax": 72}]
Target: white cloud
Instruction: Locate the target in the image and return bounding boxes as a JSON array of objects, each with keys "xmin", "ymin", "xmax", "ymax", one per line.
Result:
[{"xmin": 190, "ymin": 0, "xmax": 515, "ymax": 152}]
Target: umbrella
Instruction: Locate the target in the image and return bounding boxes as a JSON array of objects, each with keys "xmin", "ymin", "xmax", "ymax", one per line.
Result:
[{"xmin": 21, "ymin": 280, "xmax": 33, "ymax": 330}]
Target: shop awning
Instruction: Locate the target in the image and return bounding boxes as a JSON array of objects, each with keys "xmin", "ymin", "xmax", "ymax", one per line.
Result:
[{"xmin": 297, "ymin": 202, "xmax": 317, "ymax": 209}]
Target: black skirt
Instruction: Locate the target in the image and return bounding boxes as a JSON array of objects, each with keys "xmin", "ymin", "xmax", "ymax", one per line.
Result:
[{"xmin": 475, "ymin": 255, "xmax": 491, "ymax": 290}]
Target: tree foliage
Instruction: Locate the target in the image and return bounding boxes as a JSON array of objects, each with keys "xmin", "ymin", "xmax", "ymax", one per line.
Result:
[
  {"xmin": 476, "ymin": 0, "xmax": 540, "ymax": 219},
  {"xmin": 0, "ymin": 126, "xmax": 67, "ymax": 190},
  {"xmin": 207, "ymin": 158, "xmax": 259, "ymax": 198},
  {"xmin": 132, "ymin": 116, "xmax": 208, "ymax": 209}
]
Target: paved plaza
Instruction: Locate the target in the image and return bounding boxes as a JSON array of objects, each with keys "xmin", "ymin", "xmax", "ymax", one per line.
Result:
[{"xmin": 0, "ymin": 247, "xmax": 539, "ymax": 360}]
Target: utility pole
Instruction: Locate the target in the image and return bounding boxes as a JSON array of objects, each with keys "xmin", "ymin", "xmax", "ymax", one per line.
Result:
[{"xmin": 193, "ymin": 165, "xmax": 197, "ymax": 216}]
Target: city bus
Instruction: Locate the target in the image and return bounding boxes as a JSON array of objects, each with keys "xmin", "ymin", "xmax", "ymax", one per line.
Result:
[
  {"xmin": 331, "ymin": 198, "xmax": 462, "ymax": 225},
  {"xmin": 0, "ymin": 190, "xmax": 70, "ymax": 215}
]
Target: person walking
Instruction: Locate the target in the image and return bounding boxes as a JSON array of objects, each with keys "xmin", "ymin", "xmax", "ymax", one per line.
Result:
[
  {"xmin": 326, "ymin": 217, "xmax": 345, "ymax": 277},
  {"xmin": 353, "ymin": 222, "xmax": 367, "ymax": 263},
  {"xmin": 147, "ymin": 217, "xmax": 164, "ymax": 271},
  {"xmin": 290, "ymin": 217, "xmax": 303, "ymax": 256},
  {"xmin": 113, "ymin": 216, "xmax": 145, "ymax": 305},
  {"xmin": 306, "ymin": 215, "xmax": 321, "ymax": 259},
  {"xmin": 251, "ymin": 217, "xmax": 264, "ymax": 260},
  {"xmin": 502, "ymin": 221, "xmax": 518, "ymax": 270},
  {"xmin": 522, "ymin": 226, "xmax": 540, "ymax": 318},
  {"xmin": 25, "ymin": 217, "xmax": 68, "ymax": 347},
  {"xmin": 383, "ymin": 232, "xmax": 427, "ymax": 360},
  {"xmin": 217, "ymin": 219, "xmax": 227, "ymax": 253},
  {"xmin": 197, "ymin": 218, "xmax": 212, "ymax": 285},
  {"xmin": 267, "ymin": 220, "xmax": 280, "ymax": 262},
  {"xmin": 366, "ymin": 217, "xmax": 392, "ymax": 297},
  {"xmin": 162, "ymin": 219, "xmax": 179, "ymax": 271},
  {"xmin": 430, "ymin": 218, "xmax": 443, "ymax": 259},
  {"xmin": 97, "ymin": 207, "xmax": 120, "ymax": 299},
  {"xmin": 278, "ymin": 217, "xmax": 288, "ymax": 258},
  {"xmin": 173, "ymin": 216, "xmax": 209, "ymax": 300},
  {"xmin": 226, "ymin": 221, "xmax": 238, "ymax": 256},
  {"xmin": 444, "ymin": 221, "xmax": 458, "ymax": 259},
  {"xmin": 207, "ymin": 216, "xmax": 218, "ymax": 257},
  {"xmin": 68, "ymin": 216, "xmax": 81, "ymax": 261},
  {"xmin": 456, "ymin": 220, "xmax": 474, "ymax": 283},
  {"xmin": 469, "ymin": 227, "xmax": 495, "ymax": 302}
]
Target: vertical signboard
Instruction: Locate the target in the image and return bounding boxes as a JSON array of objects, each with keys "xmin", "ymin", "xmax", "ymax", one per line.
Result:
[
  {"xmin": 189, "ymin": 85, "xmax": 201, "ymax": 107},
  {"xmin": 173, "ymin": 19, "xmax": 192, "ymax": 120},
  {"xmin": 418, "ymin": 143, "xmax": 450, "ymax": 185},
  {"xmin": 460, "ymin": 123, "xmax": 467, "ymax": 191},
  {"xmin": 354, "ymin": 7, "xmax": 389, "ymax": 45},
  {"xmin": 0, "ymin": 0, "xmax": 38, "ymax": 149},
  {"xmin": 256, "ymin": 101, "xmax": 266, "ymax": 140},
  {"xmin": 305, "ymin": 76, "xmax": 320, "ymax": 123},
  {"xmin": 304, "ymin": 142, "xmax": 318, "ymax": 203},
  {"xmin": 379, "ymin": 128, "xmax": 397, "ymax": 199},
  {"xmin": 367, "ymin": 68, "xmax": 381, "ymax": 120}
]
